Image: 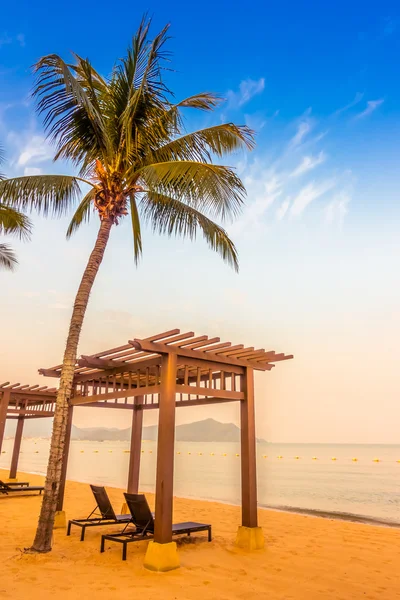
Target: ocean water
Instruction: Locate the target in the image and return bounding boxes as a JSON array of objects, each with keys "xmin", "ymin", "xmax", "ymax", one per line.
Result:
[{"xmin": 1, "ymin": 439, "xmax": 399, "ymax": 523}]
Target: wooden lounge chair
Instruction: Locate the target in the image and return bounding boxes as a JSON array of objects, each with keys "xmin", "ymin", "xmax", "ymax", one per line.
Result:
[
  {"xmin": 0, "ymin": 480, "xmax": 43, "ymax": 495},
  {"xmin": 67, "ymin": 484, "xmax": 132, "ymax": 541},
  {"xmin": 100, "ymin": 493, "xmax": 212, "ymax": 560}
]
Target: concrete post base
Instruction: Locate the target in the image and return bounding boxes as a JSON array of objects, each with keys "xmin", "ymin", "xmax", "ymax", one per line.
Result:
[
  {"xmin": 235, "ymin": 526, "xmax": 265, "ymax": 550},
  {"xmin": 54, "ymin": 510, "xmax": 67, "ymax": 529},
  {"xmin": 144, "ymin": 541, "xmax": 180, "ymax": 572}
]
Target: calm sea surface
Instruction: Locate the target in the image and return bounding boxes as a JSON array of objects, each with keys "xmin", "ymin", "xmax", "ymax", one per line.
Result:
[{"xmin": 1, "ymin": 439, "xmax": 399, "ymax": 523}]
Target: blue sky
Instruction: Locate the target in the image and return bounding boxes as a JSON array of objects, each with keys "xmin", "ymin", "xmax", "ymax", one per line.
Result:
[{"xmin": 1, "ymin": 2, "xmax": 400, "ymax": 443}]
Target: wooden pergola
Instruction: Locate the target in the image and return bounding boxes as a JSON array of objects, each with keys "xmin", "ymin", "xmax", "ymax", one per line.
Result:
[
  {"xmin": 0, "ymin": 383, "xmax": 57, "ymax": 479},
  {"xmin": 1, "ymin": 328, "xmax": 293, "ymax": 568}
]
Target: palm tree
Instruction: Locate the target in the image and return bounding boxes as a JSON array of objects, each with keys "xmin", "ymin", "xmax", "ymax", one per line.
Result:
[
  {"xmin": 0, "ymin": 18, "xmax": 255, "ymax": 553},
  {"xmin": 0, "ymin": 146, "xmax": 32, "ymax": 270}
]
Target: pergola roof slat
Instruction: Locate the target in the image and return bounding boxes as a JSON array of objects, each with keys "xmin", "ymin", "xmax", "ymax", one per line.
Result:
[{"xmin": 37, "ymin": 328, "xmax": 293, "ymax": 391}]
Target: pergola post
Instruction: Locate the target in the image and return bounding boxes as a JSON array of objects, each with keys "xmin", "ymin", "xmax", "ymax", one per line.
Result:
[
  {"xmin": 127, "ymin": 397, "xmax": 143, "ymax": 494},
  {"xmin": 0, "ymin": 390, "xmax": 10, "ymax": 455},
  {"xmin": 235, "ymin": 367, "xmax": 264, "ymax": 550},
  {"xmin": 144, "ymin": 352, "xmax": 179, "ymax": 572},
  {"xmin": 9, "ymin": 415, "xmax": 24, "ymax": 480},
  {"xmin": 55, "ymin": 404, "xmax": 73, "ymax": 528}
]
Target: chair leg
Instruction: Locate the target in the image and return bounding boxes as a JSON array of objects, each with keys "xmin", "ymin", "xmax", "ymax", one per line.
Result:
[
  {"xmin": 208, "ymin": 527, "xmax": 212, "ymax": 542},
  {"xmin": 122, "ymin": 543, "xmax": 127, "ymax": 561},
  {"xmin": 67, "ymin": 521, "xmax": 72, "ymax": 536},
  {"xmin": 100, "ymin": 537, "xmax": 105, "ymax": 553},
  {"xmin": 80, "ymin": 526, "xmax": 85, "ymax": 542}
]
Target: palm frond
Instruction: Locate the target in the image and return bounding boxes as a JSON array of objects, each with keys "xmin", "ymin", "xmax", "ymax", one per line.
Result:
[
  {"xmin": 141, "ymin": 192, "xmax": 239, "ymax": 271},
  {"xmin": 175, "ymin": 92, "xmax": 223, "ymax": 111},
  {"xmin": 0, "ymin": 203, "xmax": 32, "ymax": 239},
  {"xmin": 148, "ymin": 123, "xmax": 255, "ymax": 164},
  {"xmin": 134, "ymin": 161, "xmax": 246, "ymax": 221},
  {"xmin": 0, "ymin": 175, "xmax": 83, "ymax": 217},
  {"xmin": 33, "ymin": 54, "xmax": 111, "ymax": 168},
  {"xmin": 0, "ymin": 243, "xmax": 18, "ymax": 271},
  {"xmin": 129, "ymin": 197, "xmax": 142, "ymax": 263},
  {"xmin": 66, "ymin": 188, "xmax": 96, "ymax": 238},
  {"xmin": 117, "ymin": 19, "xmax": 172, "ymax": 160}
]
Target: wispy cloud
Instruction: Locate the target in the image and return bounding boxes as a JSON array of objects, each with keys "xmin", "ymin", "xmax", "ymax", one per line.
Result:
[
  {"xmin": 289, "ymin": 120, "xmax": 312, "ymax": 148},
  {"xmin": 16, "ymin": 33, "xmax": 25, "ymax": 47},
  {"xmin": 333, "ymin": 92, "xmax": 364, "ymax": 116},
  {"xmin": 290, "ymin": 151, "xmax": 326, "ymax": 177},
  {"xmin": 354, "ymin": 99, "xmax": 384, "ymax": 120},
  {"xmin": 276, "ymin": 199, "xmax": 290, "ymax": 221},
  {"xmin": 227, "ymin": 77, "xmax": 265, "ymax": 108},
  {"xmin": 289, "ymin": 180, "xmax": 336, "ymax": 218},
  {"xmin": 229, "ymin": 110, "xmax": 354, "ymax": 234},
  {"xmin": 24, "ymin": 167, "xmax": 42, "ymax": 176},
  {"xmin": 324, "ymin": 192, "xmax": 351, "ymax": 226},
  {"xmin": 17, "ymin": 135, "xmax": 53, "ymax": 166},
  {"xmin": 0, "ymin": 32, "xmax": 25, "ymax": 48}
]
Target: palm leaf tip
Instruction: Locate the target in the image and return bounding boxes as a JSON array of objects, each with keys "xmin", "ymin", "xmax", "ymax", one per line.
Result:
[
  {"xmin": 66, "ymin": 188, "xmax": 95, "ymax": 238},
  {"xmin": 141, "ymin": 192, "xmax": 239, "ymax": 271},
  {"xmin": 0, "ymin": 243, "xmax": 18, "ymax": 271},
  {"xmin": 0, "ymin": 203, "xmax": 32, "ymax": 240}
]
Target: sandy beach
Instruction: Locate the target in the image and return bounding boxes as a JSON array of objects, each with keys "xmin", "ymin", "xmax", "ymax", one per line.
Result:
[{"xmin": 0, "ymin": 469, "xmax": 399, "ymax": 600}]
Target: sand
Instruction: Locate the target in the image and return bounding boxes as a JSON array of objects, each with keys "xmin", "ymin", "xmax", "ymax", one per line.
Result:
[{"xmin": 0, "ymin": 469, "xmax": 399, "ymax": 600}]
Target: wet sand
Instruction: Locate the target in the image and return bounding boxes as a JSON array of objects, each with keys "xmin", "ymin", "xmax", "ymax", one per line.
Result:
[{"xmin": 1, "ymin": 469, "xmax": 399, "ymax": 600}]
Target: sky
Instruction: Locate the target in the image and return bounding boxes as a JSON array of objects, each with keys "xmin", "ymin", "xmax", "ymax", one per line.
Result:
[{"xmin": 1, "ymin": 1, "xmax": 400, "ymax": 443}]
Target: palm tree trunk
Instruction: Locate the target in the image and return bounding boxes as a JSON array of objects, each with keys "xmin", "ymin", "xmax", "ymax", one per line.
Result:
[{"xmin": 30, "ymin": 216, "xmax": 113, "ymax": 553}]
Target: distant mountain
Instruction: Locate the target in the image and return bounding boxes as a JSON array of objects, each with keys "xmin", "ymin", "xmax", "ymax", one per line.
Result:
[{"xmin": 6, "ymin": 417, "xmax": 266, "ymax": 443}]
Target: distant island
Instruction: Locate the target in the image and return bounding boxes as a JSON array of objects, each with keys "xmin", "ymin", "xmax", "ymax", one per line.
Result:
[{"xmin": 6, "ymin": 417, "xmax": 266, "ymax": 443}]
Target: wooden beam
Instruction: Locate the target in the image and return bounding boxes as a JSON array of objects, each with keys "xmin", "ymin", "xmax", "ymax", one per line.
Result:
[
  {"xmin": 130, "ymin": 339, "xmax": 273, "ymax": 371},
  {"xmin": 127, "ymin": 399, "xmax": 143, "ymax": 494},
  {"xmin": 176, "ymin": 384, "xmax": 244, "ymax": 400},
  {"xmin": 70, "ymin": 385, "xmax": 161, "ymax": 405},
  {"xmin": 38, "ymin": 368, "xmax": 61, "ymax": 378},
  {"xmin": 9, "ymin": 389, "xmax": 57, "ymax": 397},
  {"xmin": 177, "ymin": 355, "xmax": 244, "ymax": 375},
  {"xmin": 79, "ymin": 402, "xmax": 135, "ymax": 410},
  {"xmin": 240, "ymin": 367, "xmax": 258, "ymax": 528},
  {"xmin": 154, "ymin": 353, "xmax": 177, "ymax": 544},
  {"xmin": 9, "ymin": 416, "xmax": 24, "ymax": 479},
  {"xmin": 6, "ymin": 409, "xmax": 55, "ymax": 417},
  {"xmin": 74, "ymin": 357, "xmax": 162, "ymax": 382},
  {"xmin": 0, "ymin": 390, "xmax": 10, "ymax": 454}
]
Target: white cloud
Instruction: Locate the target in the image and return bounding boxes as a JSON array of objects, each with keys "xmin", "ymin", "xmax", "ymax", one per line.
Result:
[
  {"xmin": 324, "ymin": 192, "xmax": 351, "ymax": 225},
  {"xmin": 0, "ymin": 33, "xmax": 12, "ymax": 47},
  {"xmin": 0, "ymin": 32, "xmax": 25, "ymax": 48},
  {"xmin": 17, "ymin": 135, "xmax": 53, "ymax": 166},
  {"xmin": 230, "ymin": 168, "xmax": 283, "ymax": 235},
  {"xmin": 276, "ymin": 199, "xmax": 290, "ymax": 221},
  {"xmin": 16, "ymin": 33, "xmax": 25, "ymax": 47},
  {"xmin": 290, "ymin": 151, "xmax": 326, "ymax": 177},
  {"xmin": 24, "ymin": 167, "xmax": 42, "ymax": 176},
  {"xmin": 244, "ymin": 112, "xmax": 267, "ymax": 131},
  {"xmin": 354, "ymin": 99, "xmax": 384, "ymax": 120},
  {"xmin": 333, "ymin": 92, "xmax": 364, "ymax": 116},
  {"xmin": 289, "ymin": 121, "xmax": 311, "ymax": 148},
  {"xmin": 227, "ymin": 77, "xmax": 265, "ymax": 108},
  {"xmin": 290, "ymin": 180, "xmax": 336, "ymax": 218}
]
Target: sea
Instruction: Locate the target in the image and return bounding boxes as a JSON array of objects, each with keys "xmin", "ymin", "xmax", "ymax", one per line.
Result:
[{"xmin": 1, "ymin": 439, "xmax": 399, "ymax": 524}]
